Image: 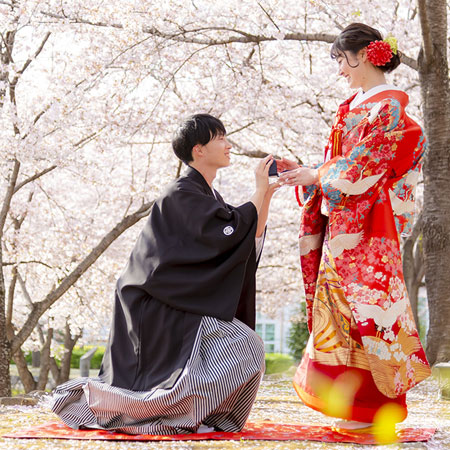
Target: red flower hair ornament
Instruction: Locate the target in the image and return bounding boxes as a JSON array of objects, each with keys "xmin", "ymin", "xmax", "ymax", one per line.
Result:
[{"xmin": 366, "ymin": 38, "xmax": 397, "ymax": 66}]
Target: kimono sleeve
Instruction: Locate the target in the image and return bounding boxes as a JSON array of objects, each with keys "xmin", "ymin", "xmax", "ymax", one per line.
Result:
[
  {"xmin": 169, "ymin": 187, "xmax": 257, "ymax": 255},
  {"xmin": 318, "ymin": 98, "xmax": 406, "ymax": 228},
  {"xmin": 122, "ymin": 185, "xmax": 259, "ymax": 320}
]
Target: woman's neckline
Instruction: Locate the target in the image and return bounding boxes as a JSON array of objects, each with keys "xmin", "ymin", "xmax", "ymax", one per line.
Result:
[{"xmin": 349, "ymin": 84, "xmax": 403, "ymax": 110}]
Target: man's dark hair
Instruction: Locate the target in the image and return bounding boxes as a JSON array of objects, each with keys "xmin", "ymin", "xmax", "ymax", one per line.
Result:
[{"xmin": 172, "ymin": 114, "xmax": 226, "ymax": 164}]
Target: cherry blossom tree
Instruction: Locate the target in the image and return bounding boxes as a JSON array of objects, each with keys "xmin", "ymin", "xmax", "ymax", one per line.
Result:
[
  {"xmin": 0, "ymin": 0, "xmax": 447, "ymax": 397},
  {"xmin": 417, "ymin": 0, "xmax": 449, "ymax": 365}
]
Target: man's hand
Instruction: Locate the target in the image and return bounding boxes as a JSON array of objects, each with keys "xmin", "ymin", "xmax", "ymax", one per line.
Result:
[
  {"xmin": 266, "ymin": 181, "xmax": 281, "ymax": 197},
  {"xmin": 254, "ymin": 154, "xmax": 273, "ymax": 194},
  {"xmin": 255, "ymin": 176, "xmax": 280, "ymax": 238}
]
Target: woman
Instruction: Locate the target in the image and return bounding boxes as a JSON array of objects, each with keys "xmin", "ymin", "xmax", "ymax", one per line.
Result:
[{"xmin": 278, "ymin": 23, "xmax": 431, "ymax": 432}]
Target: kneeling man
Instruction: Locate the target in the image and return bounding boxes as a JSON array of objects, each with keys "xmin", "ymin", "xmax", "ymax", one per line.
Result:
[{"xmin": 52, "ymin": 114, "xmax": 277, "ymax": 435}]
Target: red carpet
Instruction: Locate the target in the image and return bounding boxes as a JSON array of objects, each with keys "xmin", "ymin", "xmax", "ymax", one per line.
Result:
[{"xmin": 2, "ymin": 421, "xmax": 436, "ymax": 444}]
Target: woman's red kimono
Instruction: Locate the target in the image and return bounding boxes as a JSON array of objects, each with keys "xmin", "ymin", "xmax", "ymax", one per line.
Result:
[{"xmin": 293, "ymin": 87, "xmax": 431, "ymax": 423}]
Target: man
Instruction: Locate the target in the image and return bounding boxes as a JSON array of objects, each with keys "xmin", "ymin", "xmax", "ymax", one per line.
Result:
[{"xmin": 52, "ymin": 114, "xmax": 277, "ymax": 435}]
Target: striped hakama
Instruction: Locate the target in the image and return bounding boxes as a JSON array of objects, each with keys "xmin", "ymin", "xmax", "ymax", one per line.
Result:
[{"xmin": 51, "ymin": 316, "xmax": 265, "ymax": 435}]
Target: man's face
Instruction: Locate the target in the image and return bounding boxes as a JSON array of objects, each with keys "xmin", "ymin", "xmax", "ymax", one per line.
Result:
[{"xmin": 200, "ymin": 133, "xmax": 232, "ymax": 169}]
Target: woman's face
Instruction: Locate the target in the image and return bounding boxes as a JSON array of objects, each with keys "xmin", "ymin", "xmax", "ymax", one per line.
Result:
[{"xmin": 336, "ymin": 50, "xmax": 366, "ymax": 90}]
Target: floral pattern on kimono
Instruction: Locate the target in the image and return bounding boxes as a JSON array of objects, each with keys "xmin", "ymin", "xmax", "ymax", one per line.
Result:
[{"xmin": 297, "ymin": 89, "xmax": 431, "ymax": 399}]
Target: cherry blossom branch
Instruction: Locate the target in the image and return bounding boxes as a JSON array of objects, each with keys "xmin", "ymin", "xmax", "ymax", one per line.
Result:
[
  {"xmin": 4, "ymin": 32, "xmax": 50, "ymax": 136},
  {"xmin": 13, "ymin": 165, "xmax": 57, "ymax": 194},
  {"xmin": 257, "ymin": 2, "xmax": 281, "ymax": 32},
  {"xmin": 0, "ymin": 159, "xmax": 20, "ymax": 238},
  {"xmin": 41, "ymin": 11, "xmax": 335, "ymax": 44},
  {"xmin": 175, "ymin": 160, "xmax": 183, "ymax": 179},
  {"xmin": 132, "ymin": 43, "xmax": 215, "ymax": 138},
  {"xmin": 16, "ymin": 270, "xmax": 34, "ymax": 307},
  {"xmin": 401, "ymin": 54, "xmax": 419, "ymax": 71},
  {"xmin": 0, "ymin": 29, "xmax": 16, "ymax": 111},
  {"xmin": 0, "ymin": 30, "xmax": 15, "ymax": 64},
  {"xmin": 39, "ymin": 10, "xmax": 420, "ymax": 71},
  {"xmin": 11, "ymin": 199, "xmax": 155, "ymax": 353},
  {"xmin": 24, "ymin": 82, "xmax": 100, "ymax": 137},
  {"xmin": 228, "ymin": 138, "xmax": 269, "ymax": 158},
  {"xmin": 228, "ymin": 123, "xmax": 303, "ymax": 162},
  {"xmin": 14, "ymin": 32, "xmax": 51, "ymax": 78},
  {"xmin": 24, "ymin": 32, "xmax": 157, "ymax": 137},
  {"xmin": 9, "ymin": 32, "xmax": 51, "ymax": 118},
  {"xmin": 279, "ymin": 129, "xmax": 304, "ymax": 165},
  {"xmin": 227, "ymin": 121, "xmax": 258, "ymax": 136},
  {"xmin": 2, "ymin": 260, "xmax": 54, "ymax": 269}
]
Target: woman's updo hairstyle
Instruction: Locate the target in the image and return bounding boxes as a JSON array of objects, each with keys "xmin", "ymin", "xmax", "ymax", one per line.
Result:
[{"xmin": 331, "ymin": 22, "xmax": 401, "ymax": 73}]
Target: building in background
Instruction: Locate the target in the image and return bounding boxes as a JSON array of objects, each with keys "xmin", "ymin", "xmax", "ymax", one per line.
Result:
[{"xmin": 255, "ymin": 305, "xmax": 296, "ymax": 354}]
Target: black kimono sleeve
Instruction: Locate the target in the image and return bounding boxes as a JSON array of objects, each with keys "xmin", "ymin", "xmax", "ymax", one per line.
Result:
[{"xmin": 117, "ymin": 177, "xmax": 258, "ymax": 321}]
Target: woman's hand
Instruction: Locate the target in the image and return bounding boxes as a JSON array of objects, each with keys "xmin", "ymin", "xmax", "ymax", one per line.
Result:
[
  {"xmin": 278, "ymin": 167, "xmax": 319, "ymax": 186},
  {"xmin": 276, "ymin": 158, "xmax": 300, "ymax": 172}
]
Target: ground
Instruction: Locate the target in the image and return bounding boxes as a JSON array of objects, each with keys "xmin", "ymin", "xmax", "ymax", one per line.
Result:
[{"xmin": 0, "ymin": 371, "xmax": 449, "ymax": 450}]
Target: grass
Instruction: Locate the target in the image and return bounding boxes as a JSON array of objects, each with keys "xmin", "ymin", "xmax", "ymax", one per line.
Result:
[{"xmin": 265, "ymin": 353, "xmax": 295, "ymax": 375}]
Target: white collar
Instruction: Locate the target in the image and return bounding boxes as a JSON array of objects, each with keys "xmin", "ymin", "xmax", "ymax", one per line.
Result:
[{"xmin": 349, "ymin": 84, "xmax": 403, "ymax": 110}]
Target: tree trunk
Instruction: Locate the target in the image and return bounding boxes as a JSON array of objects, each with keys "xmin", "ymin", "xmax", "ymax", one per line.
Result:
[
  {"xmin": 402, "ymin": 215, "xmax": 424, "ymax": 329},
  {"xmin": 402, "ymin": 241, "xmax": 420, "ymax": 328},
  {"xmin": 36, "ymin": 328, "xmax": 53, "ymax": 391},
  {"xmin": 12, "ymin": 350, "xmax": 36, "ymax": 393},
  {"xmin": 0, "ymin": 160, "xmax": 20, "ymax": 397},
  {"xmin": 49, "ymin": 358, "xmax": 62, "ymax": 386},
  {"xmin": 0, "ymin": 260, "xmax": 11, "ymax": 396},
  {"xmin": 49, "ymin": 324, "xmax": 80, "ymax": 386},
  {"xmin": 0, "ymin": 336, "xmax": 11, "ymax": 397},
  {"xmin": 418, "ymin": 0, "xmax": 450, "ymax": 365}
]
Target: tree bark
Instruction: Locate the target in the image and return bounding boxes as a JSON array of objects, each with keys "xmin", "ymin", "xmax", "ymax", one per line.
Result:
[
  {"xmin": 402, "ymin": 214, "xmax": 424, "ymax": 328},
  {"xmin": 0, "ymin": 338, "xmax": 11, "ymax": 397},
  {"xmin": 418, "ymin": 0, "xmax": 450, "ymax": 365},
  {"xmin": 36, "ymin": 328, "xmax": 53, "ymax": 391},
  {"xmin": 0, "ymin": 160, "xmax": 21, "ymax": 397},
  {"xmin": 12, "ymin": 350, "xmax": 36, "ymax": 393},
  {"xmin": 50, "ymin": 323, "xmax": 80, "ymax": 386}
]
